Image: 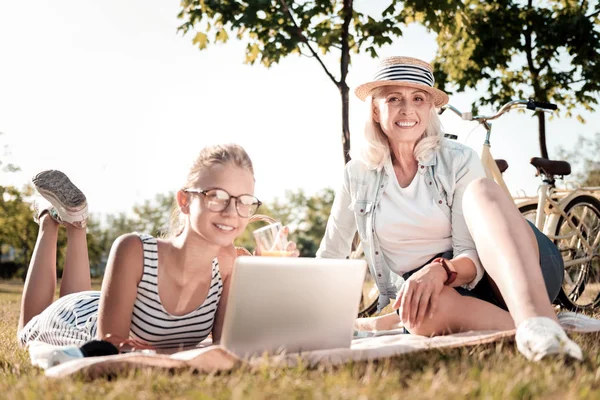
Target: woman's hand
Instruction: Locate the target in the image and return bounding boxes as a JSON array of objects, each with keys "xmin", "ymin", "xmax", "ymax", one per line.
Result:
[
  {"xmin": 393, "ymin": 263, "xmax": 447, "ymax": 328},
  {"xmin": 118, "ymin": 338, "xmax": 156, "ymax": 353},
  {"xmin": 284, "ymin": 239, "xmax": 300, "ymax": 258},
  {"xmin": 102, "ymin": 334, "xmax": 156, "ymax": 353}
]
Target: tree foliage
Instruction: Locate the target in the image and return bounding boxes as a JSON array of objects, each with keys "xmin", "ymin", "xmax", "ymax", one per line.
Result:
[
  {"xmin": 1, "ymin": 183, "xmax": 334, "ymax": 279},
  {"xmin": 0, "ymin": 185, "xmax": 40, "ymax": 273},
  {"xmin": 0, "ymin": 184, "xmax": 110, "ymax": 279},
  {"xmin": 178, "ymin": 0, "xmax": 402, "ymax": 65},
  {"xmin": 0, "ymin": 189, "xmax": 176, "ymax": 279},
  {"xmin": 558, "ymin": 132, "xmax": 600, "ymax": 186},
  {"xmin": 406, "ymin": 0, "xmax": 600, "ymax": 159},
  {"xmin": 234, "ymin": 187, "xmax": 334, "ymax": 257},
  {"xmin": 177, "ymin": 0, "xmax": 407, "ymax": 164},
  {"xmin": 130, "ymin": 193, "xmax": 175, "ymax": 238},
  {"xmin": 0, "ymin": 132, "xmax": 20, "ymax": 173},
  {"xmin": 87, "ymin": 192, "xmax": 176, "ymax": 276}
]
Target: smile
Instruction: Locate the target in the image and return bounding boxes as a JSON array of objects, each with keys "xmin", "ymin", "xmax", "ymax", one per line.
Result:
[
  {"xmin": 214, "ymin": 223, "xmax": 235, "ymax": 232},
  {"xmin": 395, "ymin": 121, "xmax": 417, "ymax": 128}
]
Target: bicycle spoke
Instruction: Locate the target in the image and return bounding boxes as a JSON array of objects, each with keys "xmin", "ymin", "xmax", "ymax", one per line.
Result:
[{"xmin": 555, "ymin": 198, "xmax": 600, "ymax": 309}]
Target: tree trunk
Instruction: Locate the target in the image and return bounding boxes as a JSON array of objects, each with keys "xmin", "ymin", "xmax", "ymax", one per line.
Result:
[
  {"xmin": 537, "ymin": 111, "xmax": 549, "ymax": 159},
  {"xmin": 340, "ymin": 83, "xmax": 351, "ymax": 164},
  {"xmin": 278, "ymin": 0, "xmax": 352, "ymax": 165},
  {"xmin": 524, "ymin": 0, "xmax": 549, "ymax": 160},
  {"xmin": 340, "ymin": 0, "xmax": 352, "ymax": 165}
]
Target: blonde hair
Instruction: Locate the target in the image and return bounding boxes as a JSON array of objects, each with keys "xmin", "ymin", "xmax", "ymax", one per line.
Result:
[
  {"xmin": 353, "ymin": 86, "xmax": 443, "ymax": 170},
  {"xmin": 166, "ymin": 143, "xmax": 254, "ymax": 237}
]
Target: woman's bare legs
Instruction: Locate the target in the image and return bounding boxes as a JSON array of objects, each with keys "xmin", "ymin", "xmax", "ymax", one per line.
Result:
[
  {"xmin": 61, "ymin": 223, "xmax": 91, "ymax": 297},
  {"xmin": 461, "ymin": 178, "xmax": 581, "ymax": 360},
  {"xmin": 19, "ymin": 169, "xmax": 91, "ymax": 333},
  {"xmin": 18, "ymin": 214, "xmax": 60, "ymax": 331},
  {"xmin": 356, "ymin": 287, "xmax": 514, "ymax": 335},
  {"xmin": 461, "ymin": 178, "xmax": 556, "ymax": 326},
  {"xmin": 18, "ymin": 216, "xmax": 92, "ymax": 331},
  {"xmin": 358, "ymin": 177, "xmax": 560, "ymax": 332},
  {"xmin": 358, "ymin": 178, "xmax": 580, "ymax": 359}
]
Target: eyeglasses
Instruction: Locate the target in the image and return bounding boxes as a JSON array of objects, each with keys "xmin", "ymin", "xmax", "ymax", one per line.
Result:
[
  {"xmin": 184, "ymin": 188, "xmax": 262, "ymax": 218},
  {"xmin": 383, "ymin": 93, "xmax": 432, "ymax": 109}
]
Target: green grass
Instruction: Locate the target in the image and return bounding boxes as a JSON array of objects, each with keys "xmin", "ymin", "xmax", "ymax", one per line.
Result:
[{"xmin": 2, "ymin": 281, "xmax": 600, "ymax": 399}]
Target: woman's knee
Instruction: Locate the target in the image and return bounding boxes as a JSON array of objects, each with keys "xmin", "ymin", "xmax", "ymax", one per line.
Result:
[
  {"xmin": 463, "ymin": 178, "xmax": 504, "ymax": 204},
  {"xmin": 404, "ymin": 286, "xmax": 461, "ymax": 336}
]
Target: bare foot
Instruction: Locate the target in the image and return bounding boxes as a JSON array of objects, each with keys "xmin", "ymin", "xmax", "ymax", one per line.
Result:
[
  {"xmin": 354, "ymin": 312, "xmax": 403, "ymax": 332},
  {"xmin": 39, "ymin": 212, "xmax": 60, "ymax": 229}
]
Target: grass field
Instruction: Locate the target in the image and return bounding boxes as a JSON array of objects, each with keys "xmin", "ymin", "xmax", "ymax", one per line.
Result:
[{"xmin": 2, "ymin": 280, "xmax": 600, "ymax": 399}]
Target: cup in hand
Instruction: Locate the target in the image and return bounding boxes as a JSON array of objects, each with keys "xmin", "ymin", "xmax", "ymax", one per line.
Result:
[{"xmin": 253, "ymin": 222, "xmax": 293, "ymax": 257}]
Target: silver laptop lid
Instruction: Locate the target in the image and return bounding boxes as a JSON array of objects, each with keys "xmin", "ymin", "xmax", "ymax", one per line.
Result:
[{"xmin": 220, "ymin": 257, "xmax": 367, "ymax": 358}]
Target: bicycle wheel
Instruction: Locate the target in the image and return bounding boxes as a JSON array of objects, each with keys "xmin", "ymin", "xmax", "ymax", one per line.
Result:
[
  {"xmin": 518, "ymin": 203, "xmax": 538, "ymax": 225},
  {"xmin": 554, "ymin": 195, "xmax": 600, "ymax": 311},
  {"xmin": 358, "ymin": 267, "xmax": 379, "ymax": 317},
  {"xmin": 350, "ymin": 236, "xmax": 380, "ymax": 317}
]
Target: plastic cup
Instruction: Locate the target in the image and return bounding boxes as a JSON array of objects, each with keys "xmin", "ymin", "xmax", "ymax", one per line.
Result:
[{"xmin": 253, "ymin": 222, "xmax": 293, "ymax": 257}]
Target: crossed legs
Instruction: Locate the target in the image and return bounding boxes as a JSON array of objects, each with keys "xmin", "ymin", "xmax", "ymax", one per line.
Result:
[
  {"xmin": 18, "ymin": 215, "xmax": 91, "ymax": 331},
  {"xmin": 358, "ymin": 178, "xmax": 581, "ymax": 359},
  {"xmin": 405, "ymin": 178, "xmax": 557, "ymax": 335}
]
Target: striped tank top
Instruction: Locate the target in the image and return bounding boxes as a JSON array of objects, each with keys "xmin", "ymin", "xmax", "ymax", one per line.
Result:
[
  {"xmin": 129, "ymin": 234, "xmax": 223, "ymax": 350},
  {"xmin": 18, "ymin": 234, "xmax": 223, "ymax": 351}
]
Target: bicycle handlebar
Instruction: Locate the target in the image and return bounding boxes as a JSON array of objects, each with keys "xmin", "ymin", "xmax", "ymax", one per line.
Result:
[
  {"xmin": 527, "ymin": 100, "xmax": 557, "ymax": 111},
  {"xmin": 439, "ymin": 99, "xmax": 557, "ymax": 122}
]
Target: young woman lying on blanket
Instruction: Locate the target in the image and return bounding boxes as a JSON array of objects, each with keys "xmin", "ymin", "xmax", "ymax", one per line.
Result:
[
  {"xmin": 316, "ymin": 56, "xmax": 582, "ymax": 362},
  {"xmin": 18, "ymin": 143, "xmax": 297, "ymax": 355}
]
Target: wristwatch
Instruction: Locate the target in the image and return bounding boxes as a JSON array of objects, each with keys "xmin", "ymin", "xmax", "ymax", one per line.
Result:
[{"xmin": 432, "ymin": 257, "xmax": 458, "ymax": 285}]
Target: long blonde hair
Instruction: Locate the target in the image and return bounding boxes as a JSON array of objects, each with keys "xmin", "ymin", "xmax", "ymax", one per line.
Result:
[
  {"xmin": 354, "ymin": 86, "xmax": 443, "ymax": 170},
  {"xmin": 166, "ymin": 143, "xmax": 254, "ymax": 237}
]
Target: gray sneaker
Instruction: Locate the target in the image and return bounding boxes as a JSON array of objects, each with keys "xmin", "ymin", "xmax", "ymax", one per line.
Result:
[{"xmin": 32, "ymin": 170, "xmax": 88, "ymax": 228}]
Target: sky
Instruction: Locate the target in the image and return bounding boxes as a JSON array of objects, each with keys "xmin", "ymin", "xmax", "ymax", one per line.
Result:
[{"xmin": 1, "ymin": 0, "xmax": 599, "ymax": 219}]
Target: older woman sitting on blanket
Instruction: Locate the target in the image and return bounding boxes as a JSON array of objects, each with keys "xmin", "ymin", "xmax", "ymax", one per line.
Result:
[{"xmin": 316, "ymin": 56, "xmax": 582, "ymax": 361}]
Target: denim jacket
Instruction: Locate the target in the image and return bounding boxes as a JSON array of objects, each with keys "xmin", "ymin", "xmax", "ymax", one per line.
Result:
[{"xmin": 317, "ymin": 139, "xmax": 486, "ymax": 308}]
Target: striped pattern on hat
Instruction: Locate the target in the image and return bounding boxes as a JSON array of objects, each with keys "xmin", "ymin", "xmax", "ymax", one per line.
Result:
[
  {"xmin": 354, "ymin": 56, "xmax": 449, "ymax": 107},
  {"xmin": 373, "ymin": 64, "xmax": 435, "ymax": 87}
]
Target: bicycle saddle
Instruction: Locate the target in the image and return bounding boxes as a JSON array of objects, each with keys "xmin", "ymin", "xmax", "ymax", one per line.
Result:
[
  {"xmin": 494, "ymin": 159, "xmax": 509, "ymax": 173},
  {"xmin": 530, "ymin": 157, "xmax": 571, "ymax": 176}
]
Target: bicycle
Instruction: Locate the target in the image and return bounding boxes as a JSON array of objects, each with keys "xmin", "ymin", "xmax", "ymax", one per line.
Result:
[{"xmin": 440, "ymin": 99, "xmax": 600, "ymax": 311}]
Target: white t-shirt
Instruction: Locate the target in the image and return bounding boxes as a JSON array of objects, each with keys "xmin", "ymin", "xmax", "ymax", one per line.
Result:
[{"xmin": 375, "ymin": 167, "xmax": 452, "ymax": 275}]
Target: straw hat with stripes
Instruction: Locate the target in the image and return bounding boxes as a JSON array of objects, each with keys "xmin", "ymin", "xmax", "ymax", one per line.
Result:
[{"xmin": 354, "ymin": 56, "xmax": 449, "ymax": 107}]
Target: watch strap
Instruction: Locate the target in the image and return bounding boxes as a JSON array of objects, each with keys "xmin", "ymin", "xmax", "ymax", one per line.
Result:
[{"xmin": 432, "ymin": 257, "xmax": 458, "ymax": 285}]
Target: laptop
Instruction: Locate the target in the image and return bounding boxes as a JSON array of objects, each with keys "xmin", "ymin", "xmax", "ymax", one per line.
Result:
[{"xmin": 220, "ymin": 256, "xmax": 367, "ymax": 358}]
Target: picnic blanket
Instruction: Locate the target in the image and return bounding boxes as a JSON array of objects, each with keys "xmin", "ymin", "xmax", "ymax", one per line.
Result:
[{"xmin": 32, "ymin": 311, "xmax": 600, "ymax": 379}]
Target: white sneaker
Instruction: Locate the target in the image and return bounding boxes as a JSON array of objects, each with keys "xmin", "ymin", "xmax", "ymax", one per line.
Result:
[
  {"xmin": 558, "ymin": 311, "xmax": 600, "ymax": 332},
  {"xmin": 516, "ymin": 316, "xmax": 583, "ymax": 361},
  {"xmin": 31, "ymin": 170, "xmax": 88, "ymax": 228}
]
